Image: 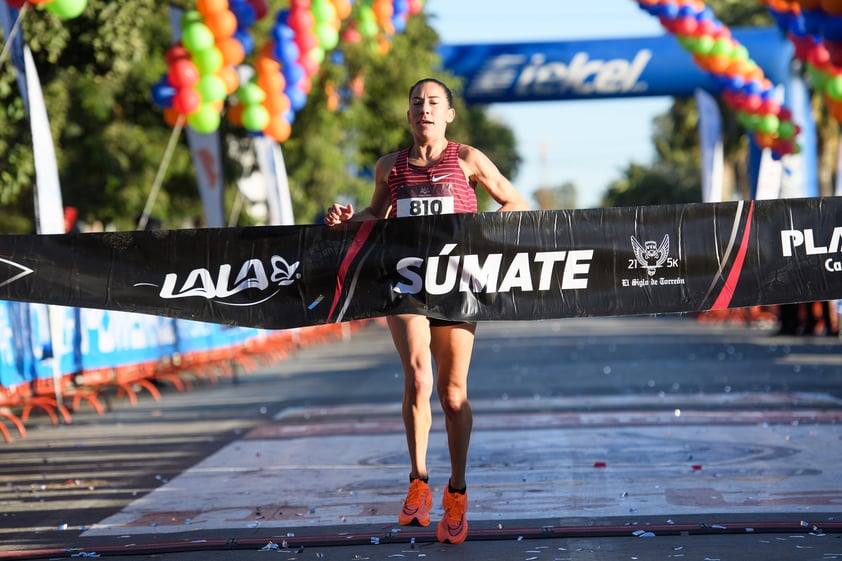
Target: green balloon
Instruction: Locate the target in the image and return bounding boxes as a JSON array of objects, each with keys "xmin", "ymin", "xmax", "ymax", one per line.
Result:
[
  {"xmin": 316, "ymin": 23, "xmax": 339, "ymax": 51},
  {"xmin": 197, "ymin": 75, "xmax": 227, "ymax": 102},
  {"xmin": 188, "ymin": 103, "xmax": 221, "ymax": 134},
  {"xmin": 312, "ymin": 0, "xmax": 337, "ymax": 23},
  {"xmin": 45, "ymin": 0, "xmax": 87, "ymax": 19},
  {"xmin": 807, "ymin": 66, "xmax": 828, "ymax": 92},
  {"xmin": 192, "ymin": 47, "xmax": 224, "ymax": 76},
  {"xmin": 827, "ymin": 75, "xmax": 842, "ymax": 100},
  {"xmin": 757, "ymin": 114, "xmax": 780, "ymax": 135},
  {"xmin": 242, "ymin": 105, "xmax": 270, "ymax": 132},
  {"xmin": 710, "ymin": 38, "xmax": 733, "ymax": 58},
  {"xmin": 182, "ymin": 22, "xmax": 215, "ymax": 54},
  {"xmin": 778, "ymin": 120, "xmax": 796, "ymax": 140},
  {"xmin": 357, "ymin": 6, "xmax": 378, "ymax": 37},
  {"xmin": 693, "ymin": 35, "xmax": 715, "ymax": 55},
  {"xmin": 238, "ymin": 82, "xmax": 266, "ymax": 105},
  {"xmin": 181, "ymin": 10, "xmax": 203, "ymax": 28}
]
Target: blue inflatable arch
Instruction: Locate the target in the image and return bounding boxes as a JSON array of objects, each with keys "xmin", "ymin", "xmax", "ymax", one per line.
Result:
[{"xmin": 438, "ymin": 27, "xmax": 818, "ymax": 199}]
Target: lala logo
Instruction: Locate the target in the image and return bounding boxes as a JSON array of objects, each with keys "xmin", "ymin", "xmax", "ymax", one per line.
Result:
[{"xmin": 136, "ymin": 255, "xmax": 300, "ymax": 306}]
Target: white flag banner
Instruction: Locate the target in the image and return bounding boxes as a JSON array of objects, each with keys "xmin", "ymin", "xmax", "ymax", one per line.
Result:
[
  {"xmin": 253, "ymin": 135, "xmax": 295, "ymax": 225},
  {"xmin": 754, "ymin": 147, "xmax": 783, "ymax": 200},
  {"xmin": 24, "ymin": 46, "xmax": 64, "ymax": 235},
  {"xmin": 168, "ymin": 5, "xmax": 225, "ymax": 227},
  {"xmin": 694, "ymin": 88, "xmax": 724, "ymax": 203},
  {"xmin": 185, "ymin": 128, "xmax": 226, "ymax": 227}
]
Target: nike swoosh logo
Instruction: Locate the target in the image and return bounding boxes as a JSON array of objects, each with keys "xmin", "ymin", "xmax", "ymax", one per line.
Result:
[{"xmin": 430, "ymin": 174, "xmax": 453, "ymax": 182}]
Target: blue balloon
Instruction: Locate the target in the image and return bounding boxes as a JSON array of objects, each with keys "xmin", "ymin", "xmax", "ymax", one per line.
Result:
[
  {"xmin": 271, "ymin": 23, "xmax": 296, "ymax": 44},
  {"xmin": 803, "ymin": 9, "xmax": 823, "ymax": 37},
  {"xmin": 282, "ymin": 60, "xmax": 305, "ymax": 86},
  {"xmin": 677, "ymin": 4, "xmax": 698, "ymax": 18},
  {"xmin": 284, "ymin": 109, "xmax": 296, "ymax": 124},
  {"xmin": 234, "ymin": 29, "xmax": 255, "ymax": 55},
  {"xmin": 272, "ymin": 38, "xmax": 300, "ymax": 66},
  {"xmin": 821, "ymin": 14, "xmax": 842, "ymax": 43},
  {"xmin": 393, "ymin": 0, "xmax": 409, "ymax": 15},
  {"xmin": 285, "ymin": 84, "xmax": 307, "ymax": 111},
  {"xmin": 275, "ymin": 8, "xmax": 289, "ymax": 26},
  {"xmin": 696, "ymin": 7, "xmax": 714, "ymax": 22},
  {"xmin": 744, "ymin": 79, "xmax": 762, "ymax": 96},
  {"xmin": 151, "ymin": 77, "xmax": 176, "ymax": 108},
  {"xmin": 392, "ymin": 14, "xmax": 407, "ymax": 33},
  {"xmin": 230, "ymin": 1, "xmax": 256, "ymax": 28}
]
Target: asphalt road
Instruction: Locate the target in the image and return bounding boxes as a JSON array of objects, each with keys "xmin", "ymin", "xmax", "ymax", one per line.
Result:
[{"xmin": 3, "ymin": 315, "xmax": 842, "ymax": 560}]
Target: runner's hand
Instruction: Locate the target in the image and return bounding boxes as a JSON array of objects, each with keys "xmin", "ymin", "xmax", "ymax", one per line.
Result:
[{"xmin": 324, "ymin": 203, "xmax": 354, "ymax": 226}]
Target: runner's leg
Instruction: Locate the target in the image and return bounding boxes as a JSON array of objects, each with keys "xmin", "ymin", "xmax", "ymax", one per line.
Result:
[
  {"xmin": 430, "ymin": 322, "xmax": 476, "ymax": 490},
  {"xmin": 388, "ymin": 314, "xmax": 435, "ymax": 480}
]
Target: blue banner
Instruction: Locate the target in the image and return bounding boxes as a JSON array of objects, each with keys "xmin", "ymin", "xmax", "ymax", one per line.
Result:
[{"xmin": 439, "ymin": 27, "xmax": 792, "ymax": 103}]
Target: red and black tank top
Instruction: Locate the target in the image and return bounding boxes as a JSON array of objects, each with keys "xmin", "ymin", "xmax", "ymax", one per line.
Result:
[{"xmin": 387, "ymin": 142, "xmax": 477, "ymax": 218}]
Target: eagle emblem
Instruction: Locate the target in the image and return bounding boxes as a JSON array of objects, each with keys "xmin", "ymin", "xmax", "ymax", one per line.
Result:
[{"xmin": 631, "ymin": 234, "xmax": 669, "ymax": 277}]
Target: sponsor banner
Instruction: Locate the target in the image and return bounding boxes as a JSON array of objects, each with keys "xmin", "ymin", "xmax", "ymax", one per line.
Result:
[
  {"xmin": 694, "ymin": 88, "xmax": 724, "ymax": 203},
  {"xmin": 439, "ymin": 27, "xmax": 791, "ymax": 103},
  {"xmin": 253, "ymin": 136, "xmax": 295, "ymax": 226},
  {"xmin": 0, "ymin": 197, "xmax": 840, "ymax": 330}
]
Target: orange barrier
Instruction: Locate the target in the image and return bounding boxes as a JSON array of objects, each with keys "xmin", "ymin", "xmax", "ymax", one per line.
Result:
[{"xmin": 0, "ymin": 321, "xmax": 372, "ymax": 443}]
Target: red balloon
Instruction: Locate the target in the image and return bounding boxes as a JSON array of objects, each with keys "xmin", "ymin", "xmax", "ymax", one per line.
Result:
[
  {"xmin": 673, "ymin": 17, "xmax": 698, "ymax": 36},
  {"xmin": 173, "ymin": 88, "xmax": 201, "ymax": 114},
  {"xmin": 287, "ymin": 8, "xmax": 314, "ymax": 33},
  {"xmin": 247, "ymin": 0, "xmax": 269, "ymax": 20},
  {"xmin": 165, "ymin": 44, "xmax": 191, "ymax": 65},
  {"xmin": 759, "ymin": 98, "xmax": 781, "ymax": 115},
  {"xmin": 742, "ymin": 94, "xmax": 763, "ymax": 113},
  {"xmin": 6, "ymin": 0, "xmax": 27, "ymax": 8},
  {"xmin": 167, "ymin": 58, "xmax": 200, "ymax": 88}
]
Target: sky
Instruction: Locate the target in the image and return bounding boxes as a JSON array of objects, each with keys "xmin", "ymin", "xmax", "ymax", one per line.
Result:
[{"xmin": 423, "ymin": 0, "xmax": 674, "ymax": 209}]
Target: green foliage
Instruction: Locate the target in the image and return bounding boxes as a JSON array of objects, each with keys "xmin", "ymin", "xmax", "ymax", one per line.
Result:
[{"xmin": 0, "ymin": 2, "xmax": 522, "ymax": 231}]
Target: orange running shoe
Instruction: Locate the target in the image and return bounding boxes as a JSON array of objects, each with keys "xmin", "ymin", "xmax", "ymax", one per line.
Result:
[
  {"xmin": 436, "ymin": 486, "xmax": 468, "ymax": 544},
  {"xmin": 398, "ymin": 479, "xmax": 432, "ymax": 526}
]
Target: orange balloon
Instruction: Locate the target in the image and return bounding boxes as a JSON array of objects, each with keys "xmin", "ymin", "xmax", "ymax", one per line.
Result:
[
  {"xmin": 197, "ymin": 0, "xmax": 229, "ymax": 16},
  {"xmin": 217, "ymin": 65, "xmax": 240, "ymax": 94},
  {"xmin": 754, "ymin": 131, "xmax": 777, "ymax": 149},
  {"xmin": 258, "ymin": 71, "xmax": 286, "ymax": 96},
  {"xmin": 205, "ymin": 10, "xmax": 237, "ymax": 39},
  {"xmin": 226, "ymin": 103, "xmax": 244, "ymax": 126},
  {"xmin": 163, "ymin": 107, "xmax": 181, "ymax": 127},
  {"xmin": 331, "ymin": 0, "xmax": 352, "ymax": 20},
  {"xmin": 372, "ymin": 0, "xmax": 393, "ymax": 22},
  {"xmin": 264, "ymin": 114, "xmax": 292, "ymax": 143},
  {"xmin": 217, "ymin": 36, "xmax": 245, "ymax": 65},
  {"xmin": 264, "ymin": 91, "xmax": 291, "ymax": 115},
  {"xmin": 255, "ymin": 54, "xmax": 281, "ymax": 76}
]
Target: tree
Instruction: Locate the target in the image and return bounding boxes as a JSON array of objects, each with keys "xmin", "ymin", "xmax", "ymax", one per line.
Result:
[{"xmin": 0, "ymin": 2, "xmax": 522, "ymax": 231}]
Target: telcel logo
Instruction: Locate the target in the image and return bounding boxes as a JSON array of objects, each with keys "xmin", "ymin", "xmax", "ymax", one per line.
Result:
[{"xmin": 468, "ymin": 50, "xmax": 651, "ymax": 98}]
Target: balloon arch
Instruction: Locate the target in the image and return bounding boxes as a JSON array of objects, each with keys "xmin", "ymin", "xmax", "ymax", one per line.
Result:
[{"xmin": 5, "ymin": 0, "xmax": 842, "ymax": 179}]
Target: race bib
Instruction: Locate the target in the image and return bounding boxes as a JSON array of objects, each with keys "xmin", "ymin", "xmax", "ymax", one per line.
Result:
[{"xmin": 394, "ymin": 183, "xmax": 456, "ymax": 217}]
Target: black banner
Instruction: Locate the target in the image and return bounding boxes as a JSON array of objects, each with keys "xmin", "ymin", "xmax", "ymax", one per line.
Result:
[{"xmin": 0, "ymin": 197, "xmax": 840, "ymax": 330}]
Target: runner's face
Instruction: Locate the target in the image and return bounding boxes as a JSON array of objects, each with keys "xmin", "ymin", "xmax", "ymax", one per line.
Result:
[{"xmin": 407, "ymin": 82, "xmax": 454, "ymax": 139}]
